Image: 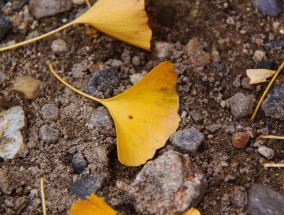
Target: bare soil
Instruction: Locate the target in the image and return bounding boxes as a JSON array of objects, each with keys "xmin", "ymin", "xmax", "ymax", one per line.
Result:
[{"xmin": 0, "ymin": 0, "xmax": 284, "ymax": 214}]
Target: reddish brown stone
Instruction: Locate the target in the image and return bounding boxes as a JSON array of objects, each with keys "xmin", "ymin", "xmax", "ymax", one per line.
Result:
[{"xmin": 232, "ymin": 132, "xmax": 250, "ymax": 148}]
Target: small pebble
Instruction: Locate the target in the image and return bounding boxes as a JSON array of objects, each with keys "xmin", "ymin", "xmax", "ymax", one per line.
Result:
[
  {"xmin": 186, "ymin": 37, "xmax": 210, "ymax": 68},
  {"xmin": 232, "ymin": 132, "xmax": 250, "ymax": 148},
  {"xmin": 262, "ymin": 86, "xmax": 284, "ymax": 120},
  {"xmin": 71, "ymin": 153, "xmax": 87, "ymax": 174},
  {"xmin": 85, "ymin": 67, "xmax": 119, "ymax": 97},
  {"xmin": 132, "ymin": 56, "xmax": 141, "ymax": 66},
  {"xmin": 170, "ymin": 128, "xmax": 204, "ymax": 154},
  {"xmin": 0, "ymin": 16, "xmax": 12, "ymax": 41},
  {"xmin": 51, "ymin": 39, "xmax": 68, "ymax": 54},
  {"xmin": 251, "ymin": 0, "xmax": 282, "ymax": 17},
  {"xmin": 248, "ymin": 184, "xmax": 284, "ymax": 215},
  {"xmin": 13, "ymin": 76, "xmax": 41, "ymax": 99},
  {"xmin": 129, "ymin": 73, "xmax": 144, "ymax": 84},
  {"xmin": 0, "ymin": 71, "xmax": 6, "ymax": 85},
  {"xmin": 257, "ymin": 146, "xmax": 274, "ymax": 160},
  {"xmin": 41, "ymin": 104, "xmax": 59, "ymax": 120},
  {"xmin": 128, "ymin": 151, "xmax": 207, "ymax": 215},
  {"xmin": 189, "ymin": 110, "xmax": 203, "ymax": 122},
  {"xmin": 39, "ymin": 125, "xmax": 60, "ymax": 144},
  {"xmin": 89, "ymin": 106, "xmax": 113, "ymax": 128},
  {"xmin": 70, "ymin": 175, "xmax": 106, "ymax": 199},
  {"xmin": 264, "ymin": 40, "xmax": 284, "ymax": 50},
  {"xmin": 154, "ymin": 41, "xmax": 172, "ymax": 59},
  {"xmin": 229, "ymin": 92, "xmax": 255, "ymax": 118},
  {"xmin": 253, "ymin": 50, "xmax": 266, "ymax": 62},
  {"xmin": 29, "ymin": 0, "xmax": 73, "ymax": 19},
  {"xmin": 0, "ymin": 106, "xmax": 26, "ymax": 160}
]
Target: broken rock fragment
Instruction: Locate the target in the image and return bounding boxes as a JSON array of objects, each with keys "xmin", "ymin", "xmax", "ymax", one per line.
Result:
[
  {"xmin": 13, "ymin": 76, "xmax": 41, "ymax": 99},
  {"xmin": 0, "ymin": 106, "xmax": 26, "ymax": 159},
  {"xmin": 128, "ymin": 150, "xmax": 207, "ymax": 215}
]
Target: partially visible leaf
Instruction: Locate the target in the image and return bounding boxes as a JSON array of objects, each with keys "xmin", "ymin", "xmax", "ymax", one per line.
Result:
[
  {"xmin": 69, "ymin": 194, "xmax": 117, "ymax": 215},
  {"xmin": 246, "ymin": 69, "xmax": 275, "ymax": 84},
  {"xmin": 0, "ymin": 0, "xmax": 152, "ymax": 52},
  {"xmin": 48, "ymin": 61, "xmax": 180, "ymax": 166},
  {"xmin": 101, "ymin": 61, "xmax": 180, "ymax": 166},
  {"xmin": 183, "ymin": 208, "xmax": 201, "ymax": 215}
]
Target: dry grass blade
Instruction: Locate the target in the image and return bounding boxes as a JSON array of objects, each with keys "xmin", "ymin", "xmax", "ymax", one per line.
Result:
[
  {"xmin": 260, "ymin": 135, "xmax": 284, "ymax": 140},
  {"xmin": 250, "ymin": 60, "xmax": 284, "ymax": 122},
  {"xmin": 40, "ymin": 178, "xmax": 47, "ymax": 215},
  {"xmin": 262, "ymin": 163, "xmax": 284, "ymax": 168}
]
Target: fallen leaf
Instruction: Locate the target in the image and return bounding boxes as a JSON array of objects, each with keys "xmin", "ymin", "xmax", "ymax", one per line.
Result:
[
  {"xmin": 49, "ymin": 61, "xmax": 180, "ymax": 166},
  {"xmin": 69, "ymin": 194, "xmax": 117, "ymax": 215},
  {"xmin": 183, "ymin": 208, "xmax": 201, "ymax": 215},
  {"xmin": 246, "ymin": 69, "xmax": 275, "ymax": 84},
  {"xmin": 0, "ymin": 0, "xmax": 152, "ymax": 52}
]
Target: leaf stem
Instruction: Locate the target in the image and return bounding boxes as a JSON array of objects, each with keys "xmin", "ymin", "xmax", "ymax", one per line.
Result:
[
  {"xmin": 250, "ymin": 60, "xmax": 284, "ymax": 122},
  {"xmin": 48, "ymin": 64, "xmax": 102, "ymax": 103}
]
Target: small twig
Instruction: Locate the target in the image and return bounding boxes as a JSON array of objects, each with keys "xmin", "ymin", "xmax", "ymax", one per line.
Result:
[
  {"xmin": 40, "ymin": 178, "xmax": 47, "ymax": 215},
  {"xmin": 85, "ymin": 0, "xmax": 91, "ymax": 8},
  {"xmin": 263, "ymin": 163, "xmax": 284, "ymax": 168},
  {"xmin": 250, "ymin": 60, "xmax": 284, "ymax": 122},
  {"xmin": 260, "ymin": 135, "xmax": 284, "ymax": 140}
]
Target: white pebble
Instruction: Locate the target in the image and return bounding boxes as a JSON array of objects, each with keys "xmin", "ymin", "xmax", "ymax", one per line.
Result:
[
  {"xmin": 51, "ymin": 39, "xmax": 68, "ymax": 54},
  {"xmin": 258, "ymin": 146, "xmax": 274, "ymax": 160}
]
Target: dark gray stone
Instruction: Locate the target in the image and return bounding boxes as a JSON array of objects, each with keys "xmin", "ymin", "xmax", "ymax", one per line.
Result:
[
  {"xmin": 85, "ymin": 67, "xmax": 119, "ymax": 97},
  {"xmin": 0, "ymin": 17, "xmax": 12, "ymax": 42},
  {"xmin": 251, "ymin": 0, "xmax": 282, "ymax": 17},
  {"xmin": 41, "ymin": 104, "xmax": 60, "ymax": 120},
  {"xmin": 229, "ymin": 92, "xmax": 255, "ymax": 118},
  {"xmin": 39, "ymin": 125, "xmax": 60, "ymax": 144},
  {"xmin": 262, "ymin": 86, "xmax": 284, "ymax": 120},
  {"xmin": 170, "ymin": 128, "xmax": 204, "ymax": 154},
  {"xmin": 70, "ymin": 175, "xmax": 105, "ymax": 199},
  {"xmin": 248, "ymin": 184, "xmax": 284, "ymax": 215},
  {"xmin": 29, "ymin": 0, "xmax": 73, "ymax": 19},
  {"xmin": 128, "ymin": 151, "xmax": 207, "ymax": 215},
  {"xmin": 71, "ymin": 153, "xmax": 87, "ymax": 174}
]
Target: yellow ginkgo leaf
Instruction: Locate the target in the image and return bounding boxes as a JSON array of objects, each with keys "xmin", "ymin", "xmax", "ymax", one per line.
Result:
[
  {"xmin": 183, "ymin": 208, "xmax": 201, "ymax": 215},
  {"xmin": 246, "ymin": 69, "xmax": 275, "ymax": 84},
  {"xmin": 69, "ymin": 194, "xmax": 117, "ymax": 215},
  {"xmin": 0, "ymin": 0, "xmax": 152, "ymax": 52},
  {"xmin": 48, "ymin": 61, "xmax": 180, "ymax": 166}
]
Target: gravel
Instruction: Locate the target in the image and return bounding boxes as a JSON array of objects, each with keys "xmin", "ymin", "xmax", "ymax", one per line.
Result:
[
  {"xmin": 71, "ymin": 153, "xmax": 87, "ymax": 174},
  {"xmin": 38, "ymin": 125, "xmax": 60, "ymax": 144},
  {"xmin": 41, "ymin": 104, "xmax": 60, "ymax": 121},
  {"xmin": 29, "ymin": 0, "xmax": 73, "ymax": 19},
  {"xmin": 229, "ymin": 92, "xmax": 255, "ymax": 118},
  {"xmin": 251, "ymin": 0, "xmax": 282, "ymax": 17},
  {"xmin": 262, "ymin": 86, "xmax": 284, "ymax": 120},
  {"xmin": 170, "ymin": 128, "xmax": 204, "ymax": 154},
  {"xmin": 128, "ymin": 151, "xmax": 207, "ymax": 215},
  {"xmin": 51, "ymin": 39, "xmax": 68, "ymax": 54},
  {"xmin": 0, "ymin": 16, "xmax": 12, "ymax": 42},
  {"xmin": 257, "ymin": 146, "xmax": 274, "ymax": 160},
  {"xmin": 248, "ymin": 184, "xmax": 284, "ymax": 215},
  {"xmin": 88, "ymin": 106, "xmax": 113, "ymax": 128},
  {"xmin": 232, "ymin": 132, "xmax": 251, "ymax": 149},
  {"xmin": 12, "ymin": 76, "xmax": 41, "ymax": 100},
  {"xmin": 70, "ymin": 175, "xmax": 106, "ymax": 199},
  {"xmin": 0, "ymin": 106, "xmax": 26, "ymax": 160}
]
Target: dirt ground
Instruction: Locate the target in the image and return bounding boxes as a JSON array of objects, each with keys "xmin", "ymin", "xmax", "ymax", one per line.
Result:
[{"xmin": 1, "ymin": 0, "xmax": 284, "ymax": 214}]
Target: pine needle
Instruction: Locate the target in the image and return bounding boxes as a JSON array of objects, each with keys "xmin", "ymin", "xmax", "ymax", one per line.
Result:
[
  {"xmin": 260, "ymin": 135, "xmax": 284, "ymax": 140},
  {"xmin": 263, "ymin": 163, "xmax": 284, "ymax": 168},
  {"xmin": 40, "ymin": 178, "xmax": 47, "ymax": 215},
  {"xmin": 250, "ymin": 60, "xmax": 284, "ymax": 122}
]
